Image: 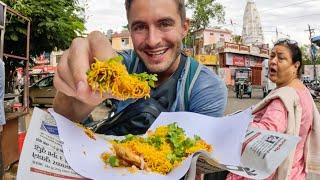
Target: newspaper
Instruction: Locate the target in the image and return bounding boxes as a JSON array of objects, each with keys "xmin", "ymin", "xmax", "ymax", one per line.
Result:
[
  {"xmin": 17, "ymin": 108, "xmax": 84, "ymax": 180},
  {"xmin": 17, "ymin": 108, "xmax": 299, "ymax": 180},
  {"xmin": 186, "ymin": 128, "xmax": 300, "ymax": 179}
]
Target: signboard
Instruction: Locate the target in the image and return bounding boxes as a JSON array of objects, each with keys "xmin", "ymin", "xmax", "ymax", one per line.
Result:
[
  {"xmin": 34, "ymin": 52, "xmax": 50, "ymax": 65},
  {"xmin": 260, "ymin": 49, "xmax": 269, "ymax": 56},
  {"xmin": 195, "ymin": 54, "xmax": 219, "ymax": 65},
  {"xmin": 233, "ymin": 55, "xmax": 245, "ymax": 66},
  {"xmin": 236, "ymin": 72, "xmax": 248, "ymax": 79},
  {"xmin": 249, "ymin": 56, "xmax": 262, "ymax": 67},
  {"xmin": 239, "ymin": 45, "xmax": 250, "ymax": 53},
  {"xmin": 225, "ymin": 42, "xmax": 239, "ymax": 51},
  {"xmin": 31, "ymin": 65, "xmax": 56, "ymax": 74},
  {"xmin": 226, "ymin": 53, "xmax": 233, "ymax": 65},
  {"xmin": 226, "ymin": 53, "xmax": 263, "ymax": 67}
]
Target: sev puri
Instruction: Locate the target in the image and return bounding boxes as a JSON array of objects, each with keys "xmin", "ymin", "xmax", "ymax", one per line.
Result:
[
  {"xmin": 86, "ymin": 56, "xmax": 157, "ymax": 100},
  {"xmin": 101, "ymin": 123, "xmax": 212, "ymax": 175}
]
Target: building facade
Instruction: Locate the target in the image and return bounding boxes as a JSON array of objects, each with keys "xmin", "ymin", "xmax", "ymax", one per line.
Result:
[
  {"xmin": 193, "ymin": 28, "xmax": 233, "ymax": 55},
  {"xmin": 218, "ymin": 42, "xmax": 269, "ymax": 86},
  {"xmin": 111, "ymin": 30, "xmax": 133, "ymax": 51}
]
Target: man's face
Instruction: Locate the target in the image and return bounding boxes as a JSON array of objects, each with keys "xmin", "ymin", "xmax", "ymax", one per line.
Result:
[{"xmin": 128, "ymin": 0, "xmax": 189, "ymax": 74}]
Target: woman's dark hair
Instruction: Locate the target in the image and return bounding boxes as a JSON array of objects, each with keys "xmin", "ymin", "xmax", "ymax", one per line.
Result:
[{"xmin": 274, "ymin": 39, "xmax": 302, "ymax": 77}]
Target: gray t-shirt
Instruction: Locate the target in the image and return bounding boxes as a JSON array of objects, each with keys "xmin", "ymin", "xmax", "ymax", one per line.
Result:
[
  {"xmin": 0, "ymin": 59, "xmax": 5, "ymax": 125},
  {"xmin": 115, "ymin": 50, "xmax": 227, "ymax": 117}
]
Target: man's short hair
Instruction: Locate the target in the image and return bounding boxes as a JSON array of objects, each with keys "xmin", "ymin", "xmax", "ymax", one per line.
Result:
[{"xmin": 125, "ymin": 0, "xmax": 186, "ymax": 22}]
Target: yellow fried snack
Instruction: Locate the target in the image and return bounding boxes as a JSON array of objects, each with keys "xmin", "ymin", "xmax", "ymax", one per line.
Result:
[
  {"xmin": 101, "ymin": 123, "xmax": 213, "ymax": 175},
  {"xmin": 77, "ymin": 124, "xmax": 96, "ymax": 140},
  {"xmin": 86, "ymin": 56, "xmax": 157, "ymax": 100}
]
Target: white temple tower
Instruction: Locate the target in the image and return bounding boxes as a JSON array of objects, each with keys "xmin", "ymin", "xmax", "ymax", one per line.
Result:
[{"xmin": 242, "ymin": 0, "xmax": 264, "ymax": 45}]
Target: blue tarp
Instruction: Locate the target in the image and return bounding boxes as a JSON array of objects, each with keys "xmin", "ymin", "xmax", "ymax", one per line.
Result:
[{"xmin": 312, "ymin": 36, "xmax": 320, "ymax": 45}]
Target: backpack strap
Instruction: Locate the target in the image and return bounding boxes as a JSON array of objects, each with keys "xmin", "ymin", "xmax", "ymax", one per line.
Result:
[
  {"xmin": 128, "ymin": 50, "xmax": 139, "ymax": 73},
  {"xmin": 183, "ymin": 57, "xmax": 202, "ymax": 111}
]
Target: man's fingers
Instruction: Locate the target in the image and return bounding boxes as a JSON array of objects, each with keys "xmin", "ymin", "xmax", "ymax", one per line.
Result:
[
  {"xmin": 68, "ymin": 37, "xmax": 91, "ymax": 87},
  {"xmin": 54, "ymin": 70, "xmax": 76, "ymax": 97},
  {"xmin": 57, "ymin": 49, "xmax": 77, "ymax": 89},
  {"xmin": 76, "ymin": 82, "xmax": 105, "ymax": 106},
  {"xmin": 87, "ymin": 31, "xmax": 117, "ymax": 60}
]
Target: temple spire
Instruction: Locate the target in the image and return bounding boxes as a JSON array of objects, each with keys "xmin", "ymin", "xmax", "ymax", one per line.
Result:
[{"xmin": 242, "ymin": 0, "xmax": 264, "ymax": 45}]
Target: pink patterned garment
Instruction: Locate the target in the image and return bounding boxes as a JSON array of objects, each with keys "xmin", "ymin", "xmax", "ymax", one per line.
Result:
[{"xmin": 227, "ymin": 88, "xmax": 313, "ymax": 180}]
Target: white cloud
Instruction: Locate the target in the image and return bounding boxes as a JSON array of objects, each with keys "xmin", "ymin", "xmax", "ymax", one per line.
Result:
[
  {"xmin": 83, "ymin": 0, "xmax": 320, "ymax": 45},
  {"xmin": 84, "ymin": 0, "xmax": 127, "ymax": 32}
]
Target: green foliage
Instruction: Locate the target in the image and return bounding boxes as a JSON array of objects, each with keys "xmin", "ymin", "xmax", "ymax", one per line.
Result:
[
  {"xmin": 2, "ymin": 0, "xmax": 85, "ymax": 57},
  {"xmin": 187, "ymin": 0, "xmax": 225, "ymax": 32},
  {"xmin": 183, "ymin": 32, "xmax": 194, "ymax": 47},
  {"xmin": 300, "ymin": 45, "xmax": 311, "ymax": 63},
  {"xmin": 300, "ymin": 45, "xmax": 320, "ymax": 65},
  {"xmin": 233, "ymin": 35, "xmax": 242, "ymax": 44}
]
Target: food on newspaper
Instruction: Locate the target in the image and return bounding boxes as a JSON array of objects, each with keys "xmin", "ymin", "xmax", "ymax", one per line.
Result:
[
  {"xmin": 86, "ymin": 56, "xmax": 158, "ymax": 100},
  {"xmin": 77, "ymin": 124, "xmax": 96, "ymax": 140},
  {"xmin": 101, "ymin": 123, "xmax": 213, "ymax": 174}
]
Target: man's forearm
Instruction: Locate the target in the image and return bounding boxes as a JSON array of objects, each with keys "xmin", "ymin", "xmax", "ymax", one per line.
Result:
[{"xmin": 53, "ymin": 92, "xmax": 96, "ymax": 123}]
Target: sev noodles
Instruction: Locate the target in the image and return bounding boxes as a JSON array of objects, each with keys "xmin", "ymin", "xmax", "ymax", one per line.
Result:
[
  {"xmin": 87, "ymin": 56, "xmax": 157, "ymax": 100},
  {"xmin": 101, "ymin": 123, "xmax": 212, "ymax": 175}
]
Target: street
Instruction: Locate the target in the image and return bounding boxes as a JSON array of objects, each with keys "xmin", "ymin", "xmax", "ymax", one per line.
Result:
[{"xmin": 225, "ymin": 87, "xmax": 264, "ymax": 115}]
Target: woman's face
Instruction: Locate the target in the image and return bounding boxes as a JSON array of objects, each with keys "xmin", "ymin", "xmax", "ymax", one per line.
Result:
[{"xmin": 268, "ymin": 45, "xmax": 300, "ymax": 87}]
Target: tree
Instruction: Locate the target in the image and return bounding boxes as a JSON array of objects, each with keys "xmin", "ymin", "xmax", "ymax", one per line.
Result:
[
  {"xmin": 3, "ymin": 0, "xmax": 85, "ymax": 57},
  {"xmin": 300, "ymin": 45, "xmax": 320, "ymax": 65},
  {"xmin": 233, "ymin": 35, "xmax": 242, "ymax": 44},
  {"xmin": 184, "ymin": 0, "xmax": 225, "ymax": 48},
  {"xmin": 187, "ymin": 0, "xmax": 225, "ymax": 32},
  {"xmin": 300, "ymin": 45, "xmax": 311, "ymax": 64}
]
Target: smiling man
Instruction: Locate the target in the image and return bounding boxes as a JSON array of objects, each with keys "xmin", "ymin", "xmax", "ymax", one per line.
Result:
[
  {"xmin": 54, "ymin": 0, "xmax": 227, "ymax": 122},
  {"xmin": 54, "ymin": 0, "xmax": 227, "ymax": 178}
]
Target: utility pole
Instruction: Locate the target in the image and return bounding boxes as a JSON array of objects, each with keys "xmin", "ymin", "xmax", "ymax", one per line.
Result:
[{"xmin": 305, "ymin": 25, "xmax": 316, "ymax": 83}]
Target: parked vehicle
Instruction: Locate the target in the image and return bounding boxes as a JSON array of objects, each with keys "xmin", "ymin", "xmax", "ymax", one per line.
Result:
[
  {"xmin": 234, "ymin": 68, "xmax": 252, "ymax": 99},
  {"xmin": 262, "ymin": 59, "xmax": 276, "ymax": 97},
  {"xmin": 20, "ymin": 75, "xmax": 56, "ymax": 107},
  {"xmin": 301, "ymin": 75, "xmax": 312, "ymax": 87}
]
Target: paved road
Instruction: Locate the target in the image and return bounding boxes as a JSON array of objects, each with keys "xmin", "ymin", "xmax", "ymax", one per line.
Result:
[
  {"xmin": 225, "ymin": 87, "xmax": 263, "ymax": 115},
  {"xmin": 225, "ymin": 87, "xmax": 320, "ymax": 114}
]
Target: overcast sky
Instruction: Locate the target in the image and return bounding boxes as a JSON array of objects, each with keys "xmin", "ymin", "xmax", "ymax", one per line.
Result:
[{"xmin": 82, "ymin": 0, "xmax": 320, "ymax": 46}]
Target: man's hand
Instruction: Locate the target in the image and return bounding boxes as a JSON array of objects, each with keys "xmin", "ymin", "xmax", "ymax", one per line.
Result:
[{"xmin": 53, "ymin": 31, "xmax": 117, "ymax": 122}]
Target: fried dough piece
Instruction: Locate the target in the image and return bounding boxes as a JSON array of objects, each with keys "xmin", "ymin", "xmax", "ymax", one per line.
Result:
[{"xmin": 113, "ymin": 144, "xmax": 146, "ymax": 170}]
